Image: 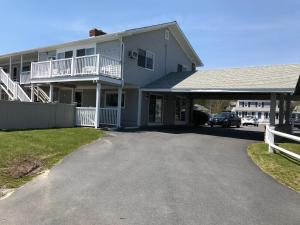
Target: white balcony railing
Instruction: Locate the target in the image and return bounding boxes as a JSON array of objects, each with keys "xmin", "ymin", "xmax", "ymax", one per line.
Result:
[
  {"xmin": 20, "ymin": 71, "xmax": 31, "ymax": 84},
  {"xmin": 31, "ymin": 54, "xmax": 121, "ymax": 81}
]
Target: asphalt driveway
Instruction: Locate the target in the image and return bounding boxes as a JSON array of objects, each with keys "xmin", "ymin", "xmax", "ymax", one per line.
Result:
[{"xmin": 0, "ymin": 126, "xmax": 299, "ymax": 225}]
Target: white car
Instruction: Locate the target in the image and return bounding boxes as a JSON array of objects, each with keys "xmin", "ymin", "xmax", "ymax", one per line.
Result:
[{"xmin": 242, "ymin": 116, "xmax": 259, "ymax": 126}]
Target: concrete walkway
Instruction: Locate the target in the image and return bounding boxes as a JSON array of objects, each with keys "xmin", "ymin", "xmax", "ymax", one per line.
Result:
[{"xmin": 0, "ymin": 127, "xmax": 299, "ymax": 225}]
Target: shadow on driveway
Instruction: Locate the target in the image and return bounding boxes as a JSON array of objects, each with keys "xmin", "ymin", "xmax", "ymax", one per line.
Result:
[{"xmin": 120, "ymin": 126, "xmax": 265, "ymax": 141}]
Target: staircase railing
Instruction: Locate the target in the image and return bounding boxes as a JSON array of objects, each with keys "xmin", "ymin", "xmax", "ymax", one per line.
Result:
[
  {"xmin": 0, "ymin": 68, "xmax": 31, "ymax": 102},
  {"xmin": 32, "ymin": 86, "xmax": 50, "ymax": 103}
]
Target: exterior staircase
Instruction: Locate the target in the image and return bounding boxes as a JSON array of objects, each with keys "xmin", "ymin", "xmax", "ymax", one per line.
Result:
[
  {"xmin": 31, "ymin": 86, "xmax": 50, "ymax": 103},
  {"xmin": 0, "ymin": 68, "xmax": 31, "ymax": 102}
]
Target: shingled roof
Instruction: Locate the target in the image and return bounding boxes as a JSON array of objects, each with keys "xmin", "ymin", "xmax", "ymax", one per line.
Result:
[{"xmin": 143, "ymin": 64, "xmax": 300, "ymax": 94}]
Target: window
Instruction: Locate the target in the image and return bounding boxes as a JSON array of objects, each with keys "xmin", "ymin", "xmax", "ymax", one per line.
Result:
[
  {"xmin": 76, "ymin": 48, "xmax": 95, "ymax": 57},
  {"xmin": 57, "ymin": 51, "xmax": 73, "ymax": 59},
  {"xmin": 239, "ymin": 101, "xmax": 244, "ymax": 107},
  {"xmin": 264, "ymin": 112, "xmax": 269, "ymax": 119},
  {"xmin": 262, "ymin": 102, "xmax": 264, "ymax": 108},
  {"xmin": 258, "ymin": 112, "xmax": 262, "ymax": 119},
  {"xmin": 255, "ymin": 102, "xmax": 258, "ymax": 107},
  {"xmin": 248, "ymin": 102, "xmax": 251, "ymax": 107},
  {"xmin": 137, "ymin": 49, "xmax": 154, "ymax": 70},
  {"xmin": 105, "ymin": 92, "xmax": 125, "ymax": 108}
]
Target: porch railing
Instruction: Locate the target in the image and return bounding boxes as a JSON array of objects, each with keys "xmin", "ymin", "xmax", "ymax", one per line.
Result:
[
  {"xmin": 20, "ymin": 71, "xmax": 31, "ymax": 84},
  {"xmin": 75, "ymin": 107, "xmax": 118, "ymax": 127},
  {"xmin": 31, "ymin": 54, "xmax": 121, "ymax": 81}
]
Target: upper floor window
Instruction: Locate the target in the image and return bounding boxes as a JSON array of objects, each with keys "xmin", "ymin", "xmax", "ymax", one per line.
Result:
[
  {"xmin": 137, "ymin": 49, "xmax": 154, "ymax": 70},
  {"xmin": 239, "ymin": 101, "xmax": 244, "ymax": 107},
  {"xmin": 262, "ymin": 102, "xmax": 265, "ymax": 108},
  {"xmin": 76, "ymin": 48, "xmax": 95, "ymax": 57},
  {"xmin": 248, "ymin": 102, "xmax": 251, "ymax": 107},
  {"xmin": 57, "ymin": 50, "xmax": 73, "ymax": 59}
]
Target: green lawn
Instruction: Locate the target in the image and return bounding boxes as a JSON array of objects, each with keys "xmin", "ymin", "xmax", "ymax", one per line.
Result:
[
  {"xmin": 0, "ymin": 128, "xmax": 103, "ymax": 189},
  {"xmin": 248, "ymin": 143, "xmax": 300, "ymax": 192}
]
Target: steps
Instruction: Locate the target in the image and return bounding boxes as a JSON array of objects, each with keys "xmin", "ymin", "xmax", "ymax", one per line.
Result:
[
  {"xmin": 31, "ymin": 86, "xmax": 50, "ymax": 103},
  {"xmin": 0, "ymin": 68, "xmax": 31, "ymax": 102}
]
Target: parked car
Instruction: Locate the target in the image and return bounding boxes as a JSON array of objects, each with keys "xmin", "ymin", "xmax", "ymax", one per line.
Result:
[
  {"xmin": 291, "ymin": 112, "xmax": 300, "ymax": 128},
  {"xmin": 241, "ymin": 116, "xmax": 259, "ymax": 126},
  {"xmin": 209, "ymin": 112, "xmax": 241, "ymax": 128}
]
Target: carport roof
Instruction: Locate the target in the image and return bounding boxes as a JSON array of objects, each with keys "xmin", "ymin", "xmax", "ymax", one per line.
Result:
[{"xmin": 143, "ymin": 64, "xmax": 300, "ymax": 94}]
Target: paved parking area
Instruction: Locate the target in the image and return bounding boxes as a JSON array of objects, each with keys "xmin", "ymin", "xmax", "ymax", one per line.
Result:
[{"xmin": 0, "ymin": 126, "xmax": 299, "ymax": 225}]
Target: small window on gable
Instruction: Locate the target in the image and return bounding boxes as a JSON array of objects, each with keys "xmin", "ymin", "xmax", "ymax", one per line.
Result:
[
  {"xmin": 137, "ymin": 49, "xmax": 154, "ymax": 70},
  {"xmin": 165, "ymin": 30, "xmax": 170, "ymax": 40}
]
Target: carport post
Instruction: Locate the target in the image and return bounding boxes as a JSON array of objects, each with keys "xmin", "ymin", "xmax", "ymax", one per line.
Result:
[
  {"xmin": 285, "ymin": 94, "xmax": 291, "ymax": 125},
  {"xmin": 269, "ymin": 93, "xmax": 276, "ymax": 126},
  {"xmin": 94, "ymin": 81, "xmax": 101, "ymax": 129},
  {"xmin": 279, "ymin": 94, "xmax": 284, "ymax": 125}
]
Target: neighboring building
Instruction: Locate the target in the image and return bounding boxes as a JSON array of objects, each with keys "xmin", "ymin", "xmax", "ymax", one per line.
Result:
[{"xmin": 232, "ymin": 100, "xmax": 279, "ymax": 124}]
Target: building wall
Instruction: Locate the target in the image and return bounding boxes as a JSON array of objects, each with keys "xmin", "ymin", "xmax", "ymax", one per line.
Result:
[
  {"xmin": 123, "ymin": 29, "xmax": 193, "ymax": 87},
  {"xmin": 0, "ymin": 101, "xmax": 75, "ymax": 130},
  {"xmin": 96, "ymin": 40, "xmax": 121, "ymax": 60}
]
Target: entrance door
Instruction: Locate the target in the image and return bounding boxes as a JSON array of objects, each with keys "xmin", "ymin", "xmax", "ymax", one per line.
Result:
[
  {"xmin": 175, "ymin": 97, "xmax": 187, "ymax": 125},
  {"xmin": 149, "ymin": 95, "xmax": 163, "ymax": 124},
  {"xmin": 12, "ymin": 67, "xmax": 18, "ymax": 81},
  {"xmin": 75, "ymin": 91, "xmax": 82, "ymax": 107}
]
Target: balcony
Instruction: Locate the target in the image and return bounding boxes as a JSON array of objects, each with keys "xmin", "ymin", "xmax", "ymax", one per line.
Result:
[{"xmin": 29, "ymin": 54, "xmax": 121, "ymax": 83}]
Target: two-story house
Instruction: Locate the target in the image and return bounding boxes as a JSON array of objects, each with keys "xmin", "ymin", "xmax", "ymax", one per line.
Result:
[{"xmin": 0, "ymin": 21, "xmax": 202, "ymax": 128}]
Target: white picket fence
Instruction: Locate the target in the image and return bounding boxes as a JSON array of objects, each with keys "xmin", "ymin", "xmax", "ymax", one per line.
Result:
[
  {"xmin": 75, "ymin": 107, "xmax": 118, "ymax": 127},
  {"xmin": 265, "ymin": 124, "xmax": 300, "ymax": 161}
]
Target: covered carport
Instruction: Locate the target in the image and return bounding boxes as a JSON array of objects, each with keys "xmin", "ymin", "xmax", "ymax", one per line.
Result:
[{"xmin": 138, "ymin": 64, "xmax": 300, "ymax": 132}]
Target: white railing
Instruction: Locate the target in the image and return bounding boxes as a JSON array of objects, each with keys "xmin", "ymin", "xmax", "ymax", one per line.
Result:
[
  {"xmin": 32, "ymin": 86, "xmax": 50, "ymax": 103},
  {"xmin": 75, "ymin": 107, "xmax": 96, "ymax": 127},
  {"xmin": 265, "ymin": 124, "xmax": 300, "ymax": 161},
  {"xmin": 99, "ymin": 54, "xmax": 122, "ymax": 78},
  {"xmin": 99, "ymin": 108, "xmax": 118, "ymax": 126},
  {"xmin": 0, "ymin": 68, "xmax": 31, "ymax": 102},
  {"xmin": 31, "ymin": 54, "xmax": 122, "ymax": 80},
  {"xmin": 20, "ymin": 71, "xmax": 31, "ymax": 84},
  {"xmin": 75, "ymin": 107, "xmax": 118, "ymax": 127}
]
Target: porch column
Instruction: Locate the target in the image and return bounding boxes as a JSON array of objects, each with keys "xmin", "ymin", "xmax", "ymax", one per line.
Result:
[
  {"xmin": 137, "ymin": 89, "xmax": 142, "ymax": 127},
  {"xmin": 94, "ymin": 81, "xmax": 101, "ymax": 129},
  {"xmin": 30, "ymin": 84, "xmax": 35, "ymax": 102},
  {"xmin": 71, "ymin": 88, "xmax": 75, "ymax": 104},
  {"xmin": 279, "ymin": 94, "xmax": 285, "ymax": 125},
  {"xmin": 117, "ymin": 87, "xmax": 122, "ymax": 128},
  {"xmin": 9, "ymin": 56, "xmax": 12, "ymax": 76},
  {"xmin": 49, "ymin": 83, "xmax": 54, "ymax": 103},
  {"xmin": 285, "ymin": 95, "xmax": 291, "ymax": 125},
  {"xmin": 20, "ymin": 55, "xmax": 23, "ymax": 74},
  {"xmin": 269, "ymin": 93, "xmax": 276, "ymax": 126}
]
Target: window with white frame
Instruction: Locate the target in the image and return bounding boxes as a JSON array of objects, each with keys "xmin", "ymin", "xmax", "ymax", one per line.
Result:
[
  {"xmin": 57, "ymin": 50, "xmax": 73, "ymax": 59},
  {"xmin": 76, "ymin": 48, "xmax": 95, "ymax": 57},
  {"xmin": 137, "ymin": 49, "xmax": 154, "ymax": 70},
  {"xmin": 104, "ymin": 91, "xmax": 125, "ymax": 108}
]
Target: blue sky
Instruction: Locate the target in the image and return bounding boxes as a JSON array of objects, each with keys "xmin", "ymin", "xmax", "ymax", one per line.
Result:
[{"xmin": 0, "ymin": 0, "xmax": 299, "ymax": 69}]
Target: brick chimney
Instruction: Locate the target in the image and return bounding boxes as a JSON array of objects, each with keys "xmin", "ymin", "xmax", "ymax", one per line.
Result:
[{"xmin": 89, "ymin": 28, "xmax": 106, "ymax": 37}]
